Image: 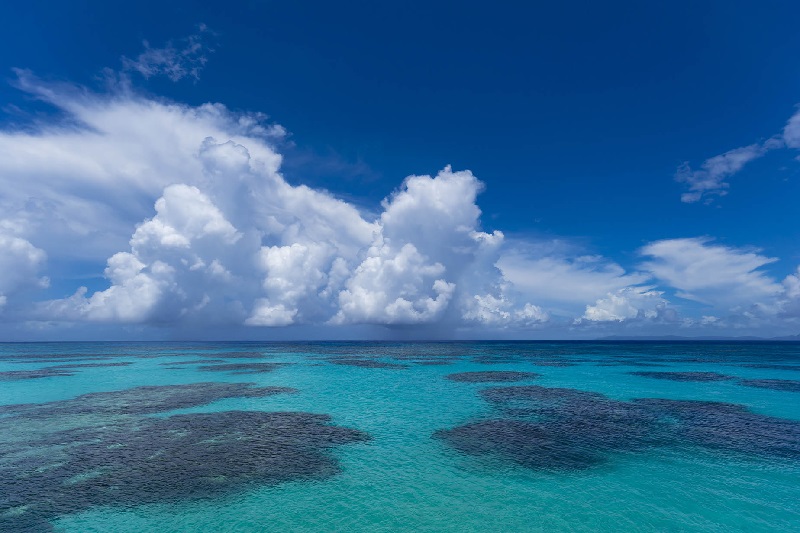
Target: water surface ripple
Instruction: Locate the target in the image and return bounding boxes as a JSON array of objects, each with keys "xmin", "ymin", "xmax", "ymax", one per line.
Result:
[{"xmin": 0, "ymin": 341, "xmax": 798, "ymax": 532}]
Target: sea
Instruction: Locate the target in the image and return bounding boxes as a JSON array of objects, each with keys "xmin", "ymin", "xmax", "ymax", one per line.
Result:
[{"xmin": 1, "ymin": 341, "xmax": 798, "ymax": 532}]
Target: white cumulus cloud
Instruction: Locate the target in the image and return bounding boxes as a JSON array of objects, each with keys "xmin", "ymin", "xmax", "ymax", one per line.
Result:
[
  {"xmin": 333, "ymin": 167, "xmax": 529, "ymax": 326},
  {"xmin": 581, "ymin": 287, "xmax": 668, "ymax": 323},
  {"xmin": 5, "ymin": 68, "xmax": 800, "ymax": 338},
  {"xmin": 4, "ymin": 76, "xmax": 545, "ymax": 332},
  {"xmin": 0, "ymin": 223, "xmax": 49, "ymax": 313}
]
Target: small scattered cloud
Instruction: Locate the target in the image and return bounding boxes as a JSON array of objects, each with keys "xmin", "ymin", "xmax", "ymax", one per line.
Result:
[
  {"xmin": 675, "ymin": 141, "xmax": 777, "ymax": 204},
  {"xmin": 580, "ymin": 286, "xmax": 669, "ymax": 323},
  {"xmin": 121, "ymin": 25, "xmax": 214, "ymax": 82},
  {"xmin": 462, "ymin": 294, "xmax": 548, "ymax": 327},
  {"xmin": 783, "ymin": 107, "xmax": 800, "ymax": 149},
  {"xmin": 676, "ymin": 103, "xmax": 800, "ymax": 204}
]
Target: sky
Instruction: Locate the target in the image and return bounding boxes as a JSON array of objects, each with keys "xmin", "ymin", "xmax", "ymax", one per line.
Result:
[{"xmin": 1, "ymin": 0, "xmax": 800, "ymax": 340}]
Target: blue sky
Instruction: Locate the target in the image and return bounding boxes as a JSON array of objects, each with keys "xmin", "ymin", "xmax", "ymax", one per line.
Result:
[{"xmin": 1, "ymin": 1, "xmax": 800, "ymax": 340}]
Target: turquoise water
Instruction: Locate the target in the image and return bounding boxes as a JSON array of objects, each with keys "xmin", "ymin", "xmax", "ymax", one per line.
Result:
[{"xmin": 1, "ymin": 342, "xmax": 799, "ymax": 532}]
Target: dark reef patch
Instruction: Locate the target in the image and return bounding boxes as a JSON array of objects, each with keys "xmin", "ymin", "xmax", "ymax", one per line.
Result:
[
  {"xmin": 161, "ymin": 359, "xmax": 227, "ymax": 365},
  {"xmin": 437, "ymin": 386, "xmax": 663, "ymax": 472},
  {"xmin": 210, "ymin": 351, "xmax": 267, "ymax": 359},
  {"xmin": 590, "ymin": 358, "xmax": 670, "ymax": 367},
  {"xmin": 0, "ymin": 411, "xmax": 368, "ymax": 530},
  {"xmin": 436, "ymin": 384, "xmax": 800, "ymax": 472},
  {"xmin": 0, "ymin": 382, "xmax": 366, "ymax": 530},
  {"xmin": 197, "ymin": 362, "xmax": 288, "ymax": 375},
  {"xmin": 631, "ymin": 398, "xmax": 800, "ymax": 458},
  {"xmin": 2, "ymin": 355, "xmax": 114, "ymax": 363},
  {"xmin": 628, "ymin": 371, "xmax": 736, "ymax": 382},
  {"xmin": 385, "ymin": 354, "xmax": 457, "ymax": 366},
  {"xmin": 0, "ymin": 368, "xmax": 76, "ymax": 381},
  {"xmin": 435, "ymin": 419, "xmax": 609, "ymax": 471},
  {"xmin": 326, "ymin": 358, "xmax": 408, "ymax": 369},
  {"xmin": 49, "ymin": 362, "xmax": 133, "ymax": 369},
  {"xmin": 0, "ymin": 361, "xmax": 134, "ymax": 381},
  {"xmin": 736, "ymin": 363, "xmax": 800, "ymax": 371},
  {"xmin": 472, "ymin": 356, "xmax": 518, "ymax": 365},
  {"xmin": 737, "ymin": 379, "xmax": 800, "ymax": 392},
  {"xmin": 9, "ymin": 358, "xmax": 108, "ymax": 365},
  {"xmin": 384, "ymin": 353, "xmax": 445, "ymax": 360},
  {"xmin": 445, "ymin": 371, "xmax": 540, "ymax": 383},
  {"xmin": 0, "ymin": 382, "xmax": 295, "ymax": 418}
]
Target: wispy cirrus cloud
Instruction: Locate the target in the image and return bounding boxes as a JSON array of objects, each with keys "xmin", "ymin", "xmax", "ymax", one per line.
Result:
[
  {"xmin": 639, "ymin": 237, "xmax": 782, "ymax": 309},
  {"xmin": 496, "ymin": 247, "xmax": 650, "ymax": 315},
  {"xmin": 783, "ymin": 107, "xmax": 800, "ymax": 149},
  {"xmin": 675, "ymin": 142, "xmax": 775, "ymax": 204},
  {"xmin": 676, "ymin": 104, "xmax": 800, "ymax": 204},
  {"xmin": 121, "ymin": 24, "xmax": 214, "ymax": 82}
]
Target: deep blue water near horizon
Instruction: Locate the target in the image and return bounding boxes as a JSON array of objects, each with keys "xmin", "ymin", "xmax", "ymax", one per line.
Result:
[{"xmin": 1, "ymin": 341, "xmax": 799, "ymax": 532}]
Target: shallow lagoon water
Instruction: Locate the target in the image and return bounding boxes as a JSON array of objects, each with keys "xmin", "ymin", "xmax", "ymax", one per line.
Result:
[{"xmin": 1, "ymin": 341, "xmax": 799, "ymax": 532}]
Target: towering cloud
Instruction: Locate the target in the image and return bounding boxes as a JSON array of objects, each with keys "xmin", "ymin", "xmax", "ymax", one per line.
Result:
[
  {"xmin": 2, "ymin": 73, "xmax": 543, "ymax": 332},
  {"xmin": 0, "ymin": 225, "xmax": 48, "ymax": 312},
  {"xmin": 334, "ymin": 167, "xmax": 506, "ymax": 325}
]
